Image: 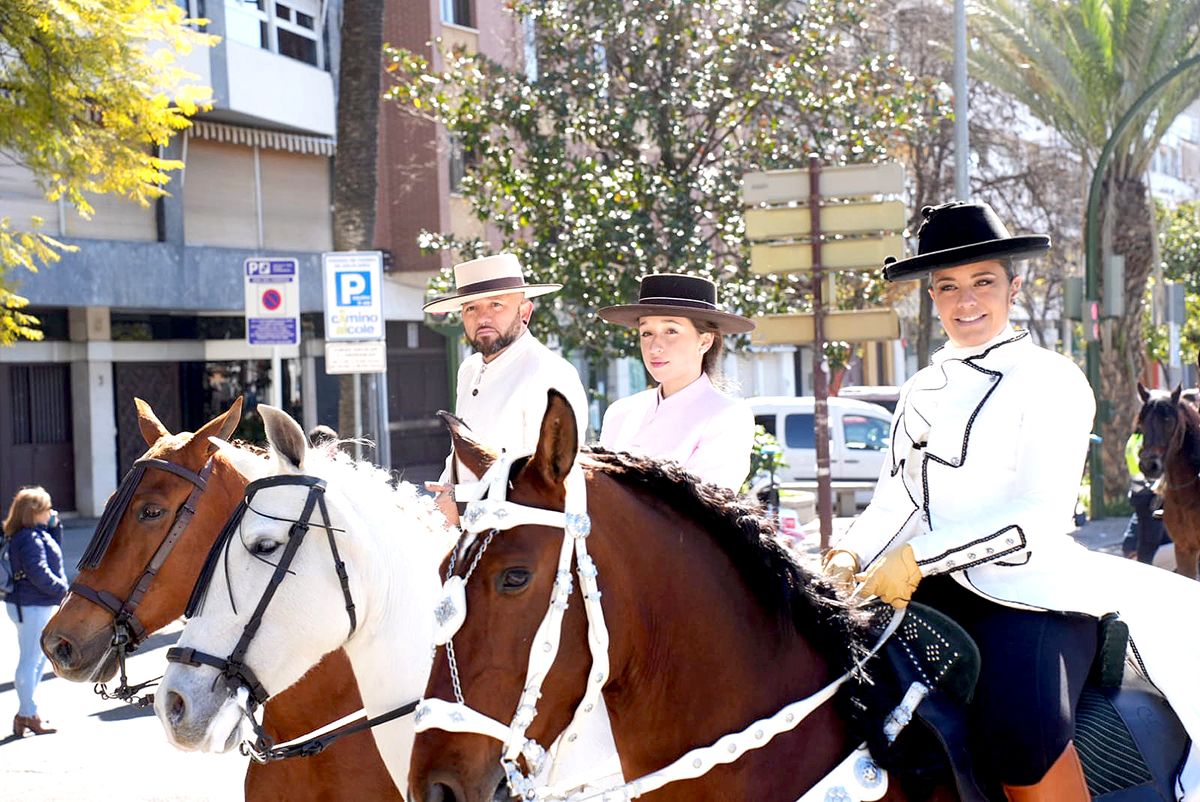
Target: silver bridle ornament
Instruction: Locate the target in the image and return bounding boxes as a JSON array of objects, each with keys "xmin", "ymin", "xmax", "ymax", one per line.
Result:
[{"xmin": 414, "ymin": 454, "xmax": 900, "ymax": 802}]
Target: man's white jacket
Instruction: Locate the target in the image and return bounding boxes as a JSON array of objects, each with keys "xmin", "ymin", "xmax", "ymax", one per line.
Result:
[{"xmin": 441, "ymin": 330, "xmax": 589, "ymax": 481}]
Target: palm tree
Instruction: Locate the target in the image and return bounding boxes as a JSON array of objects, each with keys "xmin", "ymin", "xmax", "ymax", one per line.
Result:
[
  {"xmin": 971, "ymin": 0, "xmax": 1200, "ymax": 505},
  {"xmin": 332, "ymin": 0, "xmax": 385, "ymax": 453}
]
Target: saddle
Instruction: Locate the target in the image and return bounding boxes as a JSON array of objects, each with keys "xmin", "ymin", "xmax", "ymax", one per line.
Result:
[{"xmin": 842, "ymin": 605, "xmax": 1189, "ymax": 802}]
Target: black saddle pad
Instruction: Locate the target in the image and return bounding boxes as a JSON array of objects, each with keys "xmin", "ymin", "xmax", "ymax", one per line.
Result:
[{"xmin": 845, "ymin": 605, "xmax": 1189, "ymax": 802}]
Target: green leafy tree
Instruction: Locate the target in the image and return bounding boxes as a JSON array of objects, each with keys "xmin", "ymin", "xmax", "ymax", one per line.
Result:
[
  {"xmin": 972, "ymin": 0, "xmax": 1200, "ymax": 504},
  {"xmin": 385, "ymin": 0, "xmax": 940, "ymax": 370},
  {"xmin": 1147, "ymin": 200, "xmax": 1200, "ymax": 375},
  {"xmin": 0, "ymin": 0, "xmax": 214, "ymax": 343}
]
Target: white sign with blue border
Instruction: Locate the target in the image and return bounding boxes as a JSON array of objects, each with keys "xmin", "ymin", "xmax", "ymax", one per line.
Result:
[
  {"xmin": 244, "ymin": 257, "xmax": 300, "ymax": 346},
  {"xmin": 323, "ymin": 251, "xmax": 385, "ymax": 342}
]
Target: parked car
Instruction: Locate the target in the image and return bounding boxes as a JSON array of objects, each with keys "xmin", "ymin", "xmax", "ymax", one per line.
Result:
[{"xmin": 748, "ymin": 395, "xmax": 894, "ymax": 507}]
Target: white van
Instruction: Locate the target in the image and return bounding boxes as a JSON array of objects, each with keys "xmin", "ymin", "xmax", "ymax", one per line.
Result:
[{"xmin": 748, "ymin": 396, "xmax": 894, "ymax": 504}]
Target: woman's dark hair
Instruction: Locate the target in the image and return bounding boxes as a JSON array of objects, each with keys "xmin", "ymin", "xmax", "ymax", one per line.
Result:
[{"xmin": 697, "ymin": 319, "xmax": 724, "ymax": 378}]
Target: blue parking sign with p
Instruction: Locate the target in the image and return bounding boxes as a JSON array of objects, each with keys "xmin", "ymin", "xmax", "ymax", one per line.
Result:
[
  {"xmin": 323, "ymin": 251, "xmax": 385, "ymax": 342},
  {"xmin": 337, "ymin": 271, "xmax": 372, "ymax": 306}
]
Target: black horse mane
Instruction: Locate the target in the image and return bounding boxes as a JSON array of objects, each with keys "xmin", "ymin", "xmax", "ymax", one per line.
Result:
[{"xmin": 583, "ymin": 447, "xmax": 868, "ymax": 667}]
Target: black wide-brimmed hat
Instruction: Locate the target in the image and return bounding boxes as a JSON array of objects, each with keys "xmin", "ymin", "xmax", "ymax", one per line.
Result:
[
  {"xmin": 597, "ymin": 273, "xmax": 755, "ymax": 334},
  {"xmin": 883, "ymin": 201, "xmax": 1050, "ymax": 282}
]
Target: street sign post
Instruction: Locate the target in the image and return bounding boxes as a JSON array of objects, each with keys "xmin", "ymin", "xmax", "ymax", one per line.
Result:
[
  {"xmin": 743, "ymin": 158, "xmax": 905, "ymax": 550},
  {"xmin": 322, "ymin": 251, "xmax": 389, "ymax": 467},
  {"xmin": 244, "ymin": 258, "xmax": 300, "ymax": 347},
  {"xmin": 244, "ymin": 257, "xmax": 300, "ymax": 409}
]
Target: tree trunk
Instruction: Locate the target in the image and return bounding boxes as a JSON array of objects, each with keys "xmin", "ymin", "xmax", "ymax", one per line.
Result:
[
  {"xmin": 331, "ymin": 0, "xmax": 385, "ymax": 451},
  {"xmin": 1096, "ymin": 174, "xmax": 1155, "ymax": 508}
]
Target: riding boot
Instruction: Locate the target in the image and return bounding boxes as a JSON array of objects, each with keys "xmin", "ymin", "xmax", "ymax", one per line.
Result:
[
  {"xmin": 1002, "ymin": 741, "xmax": 1090, "ymax": 802},
  {"xmin": 13, "ymin": 714, "xmax": 57, "ymax": 735}
]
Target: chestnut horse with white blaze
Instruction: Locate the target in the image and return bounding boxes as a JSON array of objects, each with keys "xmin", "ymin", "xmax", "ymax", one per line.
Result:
[
  {"xmin": 408, "ymin": 391, "xmax": 960, "ymax": 801},
  {"xmin": 41, "ymin": 398, "xmax": 402, "ymax": 801}
]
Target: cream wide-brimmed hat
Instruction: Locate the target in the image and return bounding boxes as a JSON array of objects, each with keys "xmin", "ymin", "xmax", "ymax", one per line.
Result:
[{"xmin": 422, "ymin": 253, "xmax": 562, "ymax": 314}]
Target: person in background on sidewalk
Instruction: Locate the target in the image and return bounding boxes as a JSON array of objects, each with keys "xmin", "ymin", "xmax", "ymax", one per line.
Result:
[
  {"xmin": 3, "ymin": 486, "xmax": 67, "ymax": 736},
  {"xmin": 1121, "ymin": 429, "xmax": 1171, "ymax": 563}
]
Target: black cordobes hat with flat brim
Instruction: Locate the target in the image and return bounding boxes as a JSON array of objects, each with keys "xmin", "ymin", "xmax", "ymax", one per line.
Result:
[
  {"xmin": 882, "ymin": 201, "xmax": 1050, "ymax": 282},
  {"xmin": 598, "ymin": 273, "xmax": 755, "ymax": 334}
]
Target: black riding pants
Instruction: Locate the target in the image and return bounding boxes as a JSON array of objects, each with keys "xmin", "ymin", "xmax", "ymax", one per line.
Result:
[{"xmin": 912, "ymin": 575, "xmax": 1097, "ymax": 787}]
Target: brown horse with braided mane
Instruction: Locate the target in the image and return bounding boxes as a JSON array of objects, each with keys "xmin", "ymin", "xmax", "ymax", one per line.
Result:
[
  {"xmin": 1136, "ymin": 382, "xmax": 1200, "ymax": 580},
  {"xmin": 41, "ymin": 398, "xmax": 400, "ymax": 801},
  {"xmin": 409, "ymin": 391, "xmax": 960, "ymax": 802}
]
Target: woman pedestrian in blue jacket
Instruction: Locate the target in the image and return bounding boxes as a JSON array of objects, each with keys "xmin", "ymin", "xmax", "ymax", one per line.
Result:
[{"xmin": 3, "ymin": 486, "xmax": 67, "ymax": 736}]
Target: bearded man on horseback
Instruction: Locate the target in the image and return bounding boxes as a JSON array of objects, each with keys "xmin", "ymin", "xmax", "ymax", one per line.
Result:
[
  {"xmin": 824, "ymin": 201, "xmax": 1200, "ymax": 801},
  {"xmin": 423, "ymin": 253, "xmax": 589, "ymax": 525}
]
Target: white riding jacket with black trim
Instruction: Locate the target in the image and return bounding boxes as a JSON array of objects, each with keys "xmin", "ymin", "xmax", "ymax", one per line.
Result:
[{"xmin": 835, "ymin": 325, "xmax": 1200, "ymax": 801}]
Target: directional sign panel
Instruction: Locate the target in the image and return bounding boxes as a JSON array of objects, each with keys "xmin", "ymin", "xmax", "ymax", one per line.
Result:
[
  {"xmin": 751, "ymin": 309, "xmax": 901, "ymax": 345},
  {"xmin": 744, "ymin": 201, "xmax": 906, "ymax": 241},
  {"xmin": 749, "ymin": 234, "xmax": 904, "ymax": 274},
  {"xmin": 323, "ymin": 251, "xmax": 385, "ymax": 341},
  {"xmin": 742, "ymin": 162, "xmax": 905, "ymax": 205},
  {"xmin": 244, "ymin": 258, "xmax": 300, "ymax": 346}
]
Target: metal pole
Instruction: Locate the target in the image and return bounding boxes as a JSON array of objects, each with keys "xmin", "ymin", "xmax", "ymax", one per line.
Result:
[
  {"xmin": 376, "ymin": 366, "xmax": 391, "ymax": 470},
  {"xmin": 1083, "ymin": 52, "xmax": 1200, "ymax": 520},
  {"xmin": 352, "ymin": 373, "xmax": 362, "ymax": 460},
  {"xmin": 270, "ymin": 346, "xmax": 283, "ymax": 408},
  {"xmin": 953, "ymin": 0, "xmax": 970, "ymax": 200},
  {"xmin": 809, "ymin": 154, "xmax": 834, "ymax": 551}
]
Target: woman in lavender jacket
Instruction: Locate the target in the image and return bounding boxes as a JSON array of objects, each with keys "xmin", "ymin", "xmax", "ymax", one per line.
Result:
[{"xmin": 597, "ymin": 273, "xmax": 755, "ymax": 492}]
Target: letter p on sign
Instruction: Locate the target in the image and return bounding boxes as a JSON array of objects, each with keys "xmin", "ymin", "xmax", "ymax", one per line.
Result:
[{"xmin": 337, "ymin": 272, "xmax": 371, "ymax": 306}]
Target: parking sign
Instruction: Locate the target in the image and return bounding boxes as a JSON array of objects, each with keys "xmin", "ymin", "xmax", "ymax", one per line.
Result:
[
  {"xmin": 323, "ymin": 251, "xmax": 384, "ymax": 341},
  {"xmin": 244, "ymin": 258, "xmax": 300, "ymax": 346}
]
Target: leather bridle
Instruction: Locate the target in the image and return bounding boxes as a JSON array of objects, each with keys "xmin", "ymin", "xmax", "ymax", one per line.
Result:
[
  {"xmin": 167, "ymin": 473, "xmax": 368, "ymax": 762},
  {"xmin": 71, "ymin": 456, "xmax": 215, "ymax": 707}
]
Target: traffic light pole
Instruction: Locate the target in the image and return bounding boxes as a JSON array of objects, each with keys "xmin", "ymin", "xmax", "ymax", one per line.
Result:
[
  {"xmin": 809, "ymin": 155, "xmax": 834, "ymax": 550},
  {"xmin": 1084, "ymin": 53, "xmax": 1200, "ymax": 520}
]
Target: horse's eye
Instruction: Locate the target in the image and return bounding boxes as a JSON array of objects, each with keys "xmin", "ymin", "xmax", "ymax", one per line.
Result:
[
  {"xmin": 138, "ymin": 505, "xmax": 165, "ymax": 522},
  {"xmin": 251, "ymin": 540, "xmax": 281, "ymax": 556},
  {"xmin": 498, "ymin": 567, "xmax": 531, "ymax": 593}
]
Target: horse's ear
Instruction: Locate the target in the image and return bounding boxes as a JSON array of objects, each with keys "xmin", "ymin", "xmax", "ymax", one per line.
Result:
[
  {"xmin": 1138, "ymin": 383, "xmax": 1151, "ymax": 403},
  {"xmin": 192, "ymin": 396, "xmax": 244, "ymax": 456},
  {"xmin": 259, "ymin": 405, "xmax": 307, "ymax": 471},
  {"xmin": 1172, "ymin": 384, "xmax": 1182, "ymax": 404},
  {"xmin": 136, "ymin": 398, "xmax": 172, "ymax": 446},
  {"xmin": 438, "ymin": 411, "xmax": 496, "ymax": 477},
  {"xmin": 526, "ymin": 389, "xmax": 579, "ymax": 486}
]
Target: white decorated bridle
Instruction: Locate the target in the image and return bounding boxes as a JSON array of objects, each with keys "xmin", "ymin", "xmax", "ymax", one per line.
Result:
[{"xmin": 414, "ymin": 453, "xmax": 903, "ymax": 802}]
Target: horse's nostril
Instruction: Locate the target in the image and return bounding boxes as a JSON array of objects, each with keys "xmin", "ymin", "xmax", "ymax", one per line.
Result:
[
  {"xmin": 52, "ymin": 637, "xmax": 76, "ymax": 667},
  {"xmin": 164, "ymin": 690, "xmax": 187, "ymax": 727},
  {"xmin": 428, "ymin": 783, "xmax": 453, "ymax": 802}
]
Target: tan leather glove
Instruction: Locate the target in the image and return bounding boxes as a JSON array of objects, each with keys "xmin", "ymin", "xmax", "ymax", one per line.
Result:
[
  {"xmin": 821, "ymin": 548, "xmax": 860, "ymax": 590},
  {"xmin": 855, "ymin": 544, "xmax": 922, "ymax": 609}
]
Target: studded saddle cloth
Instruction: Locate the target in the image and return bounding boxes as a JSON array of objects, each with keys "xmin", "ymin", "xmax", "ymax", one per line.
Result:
[{"xmin": 841, "ymin": 604, "xmax": 1188, "ymax": 802}]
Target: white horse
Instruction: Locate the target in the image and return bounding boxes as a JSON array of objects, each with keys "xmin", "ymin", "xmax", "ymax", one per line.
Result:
[{"xmin": 154, "ymin": 405, "xmax": 457, "ymax": 795}]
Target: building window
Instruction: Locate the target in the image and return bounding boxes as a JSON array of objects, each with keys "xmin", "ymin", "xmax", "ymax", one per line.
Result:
[
  {"xmin": 441, "ymin": 0, "xmax": 472, "ymax": 28},
  {"xmin": 449, "ymin": 134, "xmax": 475, "ymax": 194},
  {"xmin": 224, "ymin": 0, "xmax": 324, "ymax": 69}
]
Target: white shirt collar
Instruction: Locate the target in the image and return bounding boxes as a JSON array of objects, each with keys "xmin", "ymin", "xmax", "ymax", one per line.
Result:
[
  {"xmin": 932, "ymin": 325, "xmax": 1027, "ymax": 364},
  {"xmin": 655, "ymin": 372, "xmax": 714, "ymax": 410}
]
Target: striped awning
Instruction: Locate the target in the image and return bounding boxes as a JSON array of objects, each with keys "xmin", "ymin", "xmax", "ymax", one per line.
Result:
[{"xmin": 189, "ymin": 120, "xmax": 337, "ymax": 156}]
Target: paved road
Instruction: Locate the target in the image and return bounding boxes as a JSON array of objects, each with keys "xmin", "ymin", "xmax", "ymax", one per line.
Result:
[
  {"xmin": 0, "ymin": 517, "xmax": 245, "ymax": 801},
  {"xmin": 0, "ymin": 513, "xmax": 1138, "ymax": 800}
]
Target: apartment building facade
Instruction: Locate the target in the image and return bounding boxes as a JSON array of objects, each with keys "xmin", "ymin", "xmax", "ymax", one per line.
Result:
[{"xmin": 0, "ymin": 0, "xmax": 526, "ymax": 514}]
